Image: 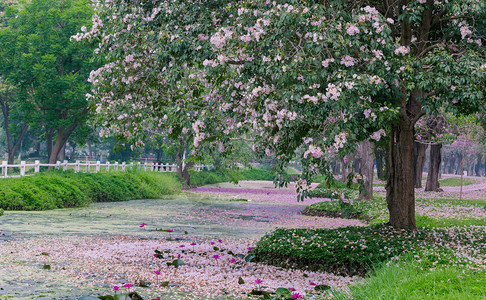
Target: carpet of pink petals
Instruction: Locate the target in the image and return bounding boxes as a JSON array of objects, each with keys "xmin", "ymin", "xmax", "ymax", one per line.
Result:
[
  {"xmin": 0, "ymin": 234, "xmax": 356, "ymax": 299},
  {"xmin": 0, "ymin": 181, "xmax": 362, "ymax": 299}
]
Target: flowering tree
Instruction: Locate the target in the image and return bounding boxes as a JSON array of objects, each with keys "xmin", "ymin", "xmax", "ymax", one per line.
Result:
[
  {"xmin": 82, "ymin": 0, "xmax": 486, "ymax": 229},
  {"xmin": 0, "ymin": 0, "xmax": 95, "ymax": 164}
]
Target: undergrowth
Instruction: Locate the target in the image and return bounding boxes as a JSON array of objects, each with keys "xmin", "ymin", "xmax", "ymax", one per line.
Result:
[{"xmin": 0, "ymin": 170, "xmax": 180, "ymax": 210}]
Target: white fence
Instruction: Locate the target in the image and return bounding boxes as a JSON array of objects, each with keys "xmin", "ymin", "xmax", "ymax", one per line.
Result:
[{"xmin": 1, "ymin": 160, "xmax": 210, "ymax": 178}]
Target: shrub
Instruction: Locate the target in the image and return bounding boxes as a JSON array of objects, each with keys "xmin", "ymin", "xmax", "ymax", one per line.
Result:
[
  {"xmin": 189, "ymin": 168, "xmax": 274, "ymax": 186},
  {"xmin": 0, "ymin": 170, "xmax": 180, "ymax": 211},
  {"xmin": 302, "ymin": 199, "xmax": 367, "ymax": 221},
  {"xmin": 252, "ymin": 225, "xmax": 429, "ymax": 276}
]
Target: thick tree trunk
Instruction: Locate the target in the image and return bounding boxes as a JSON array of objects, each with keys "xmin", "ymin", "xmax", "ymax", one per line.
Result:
[
  {"xmin": 58, "ymin": 144, "xmax": 66, "ymax": 161},
  {"xmin": 357, "ymin": 140, "xmax": 374, "ymax": 200},
  {"xmin": 386, "ymin": 112, "xmax": 416, "ymax": 229},
  {"xmin": 413, "ymin": 141, "xmax": 428, "ymax": 188},
  {"xmin": 425, "ymin": 144, "xmax": 442, "ymax": 191},
  {"xmin": 48, "ymin": 125, "xmax": 77, "ymax": 166}
]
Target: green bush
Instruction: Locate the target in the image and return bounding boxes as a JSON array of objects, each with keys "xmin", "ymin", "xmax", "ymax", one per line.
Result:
[
  {"xmin": 189, "ymin": 168, "xmax": 274, "ymax": 186},
  {"xmin": 252, "ymin": 225, "xmax": 429, "ymax": 276},
  {"xmin": 302, "ymin": 199, "xmax": 367, "ymax": 220},
  {"xmin": 0, "ymin": 170, "xmax": 180, "ymax": 211}
]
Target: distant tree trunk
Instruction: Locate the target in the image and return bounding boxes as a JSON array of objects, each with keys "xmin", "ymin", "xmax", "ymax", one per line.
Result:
[
  {"xmin": 341, "ymin": 157, "xmax": 347, "ymax": 183},
  {"xmin": 71, "ymin": 143, "xmax": 77, "ymax": 160},
  {"xmin": 48, "ymin": 124, "xmax": 78, "ymax": 166},
  {"xmin": 448, "ymin": 155, "xmax": 456, "ymax": 174},
  {"xmin": 413, "ymin": 142, "xmax": 428, "ymax": 188},
  {"xmin": 46, "ymin": 129, "xmax": 53, "ymax": 159},
  {"xmin": 175, "ymin": 138, "xmax": 193, "ymax": 186},
  {"xmin": 331, "ymin": 160, "xmax": 338, "ymax": 174},
  {"xmin": 456, "ymin": 153, "xmax": 463, "ymax": 175},
  {"xmin": 375, "ymin": 148, "xmax": 384, "ymax": 180},
  {"xmin": 357, "ymin": 140, "xmax": 374, "ymax": 200},
  {"xmin": 34, "ymin": 140, "xmax": 41, "ymax": 157},
  {"xmin": 58, "ymin": 144, "xmax": 66, "ymax": 161},
  {"xmin": 0, "ymin": 94, "xmax": 29, "ymax": 164},
  {"xmin": 354, "ymin": 157, "xmax": 360, "ymax": 173},
  {"xmin": 425, "ymin": 144, "xmax": 442, "ymax": 191}
]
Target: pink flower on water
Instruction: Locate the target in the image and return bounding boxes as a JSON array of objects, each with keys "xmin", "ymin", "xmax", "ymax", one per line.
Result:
[
  {"xmin": 210, "ymin": 242, "xmax": 215, "ymax": 245},
  {"xmin": 123, "ymin": 284, "xmax": 133, "ymax": 288},
  {"xmin": 113, "ymin": 286, "xmax": 120, "ymax": 291},
  {"xmin": 179, "ymin": 245, "xmax": 185, "ymax": 248},
  {"xmin": 248, "ymin": 247, "xmax": 253, "ymax": 251},
  {"xmin": 289, "ymin": 287, "xmax": 296, "ymax": 291},
  {"xmin": 167, "ymin": 229, "xmax": 173, "ymax": 232},
  {"xmin": 213, "ymin": 254, "xmax": 220, "ymax": 260},
  {"xmin": 218, "ymin": 239, "xmax": 223, "ymax": 243},
  {"xmin": 154, "ymin": 270, "xmax": 161, "ymax": 275},
  {"xmin": 292, "ymin": 293, "xmax": 303, "ymax": 299},
  {"xmin": 139, "ymin": 223, "xmax": 146, "ymax": 228},
  {"xmin": 190, "ymin": 242, "xmax": 196, "ymax": 246},
  {"xmin": 255, "ymin": 279, "xmax": 263, "ymax": 285},
  {"xmin": 156, "ymin": 297, "xmax": 161, "ymax": 300},
  {"xmin": 230, "ymin": 258, "xmax": 236, "ymax": 263},
  {"xmin": 310, "ymin": 281, "xmax": 316, "ymax": 285},
  {"xmin": 154, "ymin": 254, "xmax": 158, "ymax": 258}
]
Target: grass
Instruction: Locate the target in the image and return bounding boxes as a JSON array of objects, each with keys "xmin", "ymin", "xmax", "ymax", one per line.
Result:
[
  {"xmin": 438, "ymin": 177, "xmax": 478, "ymax": 187},
  {"xmin": 0, "ymin": 170, "xmax": 181, "ymax": 210},
  {"xmin": 416, "ymin": 215, "xmax": 486, "ymax": 228},
  {"xmin": 330, "ymin": 258, "xmax": 486, "ymax": 300}
]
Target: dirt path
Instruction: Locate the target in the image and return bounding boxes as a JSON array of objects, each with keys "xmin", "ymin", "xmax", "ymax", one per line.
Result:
[{"xmin": 0, "ymin": 181, "xmax": 361, "ymax": 299}]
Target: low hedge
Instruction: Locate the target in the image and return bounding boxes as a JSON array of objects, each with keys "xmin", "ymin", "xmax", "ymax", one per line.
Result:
[
  {"xmin": 252, "ymin": 225, "xmax": 430, "ymax": 276},
  {"xmin": 0, "ymin": 170, "xmax": 180, "ymax": 211},
  {"xmin": 189, "ymin": 168, "xmax": 275, "ymax": 186}
]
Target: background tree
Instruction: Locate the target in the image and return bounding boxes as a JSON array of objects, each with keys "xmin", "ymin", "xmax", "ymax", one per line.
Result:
[{"xmin": 0, "ymin": 0, "xmax": 95, "ymax": 165}]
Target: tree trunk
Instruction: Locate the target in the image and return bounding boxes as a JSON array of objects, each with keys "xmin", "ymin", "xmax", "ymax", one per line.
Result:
[
  {"xmin": 413, "ymin": 142, "xmax": 428, "ymax": 188},
  {"xmin": 354, "ymin": 157, "xmax": 360, "ymax": 173},
  {"xmin": 341, "ymin": 157, "xmax": 347, "ymax": 183},
  {"xmin": 456, "ymin": 153, "xmax": 463, "ymax": 175},
  {"xmin": 48, "ymin": 125, "xmax": 78, "ymax": 166},
  {"xmin": 1, "ymin": 94, "xmax": 29, "ymax": 165},
  {"xmin": 425, "ymin": 144, "xmax": 442, "ymax": 191},
  {"xmin": 357, "ymin": 140, "xmax": 374, "ymax": 200},
  {"xmin": 46, "ymin": 129, "xmax": 53, "ymax": 160},
  {"xmin": 386, "ymin": 112, "xmax": 416, "ymax": 229},
  {"xmin": 58, "ymin": 144, "xmax": 66, "ymax": 161},
  {"xmin": 441, "ymin": 157, "xmax": 447, "ymax": 174},
  {"xmin": 448, "ymin": 155, "xmax": 456, "ymax": 174},
  {"xmin": 375, "ymin": 148, "xmax": 384, "ymax": 180},
  {"xmin": 176, "ymin": 146, "xmax": 193, "ymax": 186}
]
